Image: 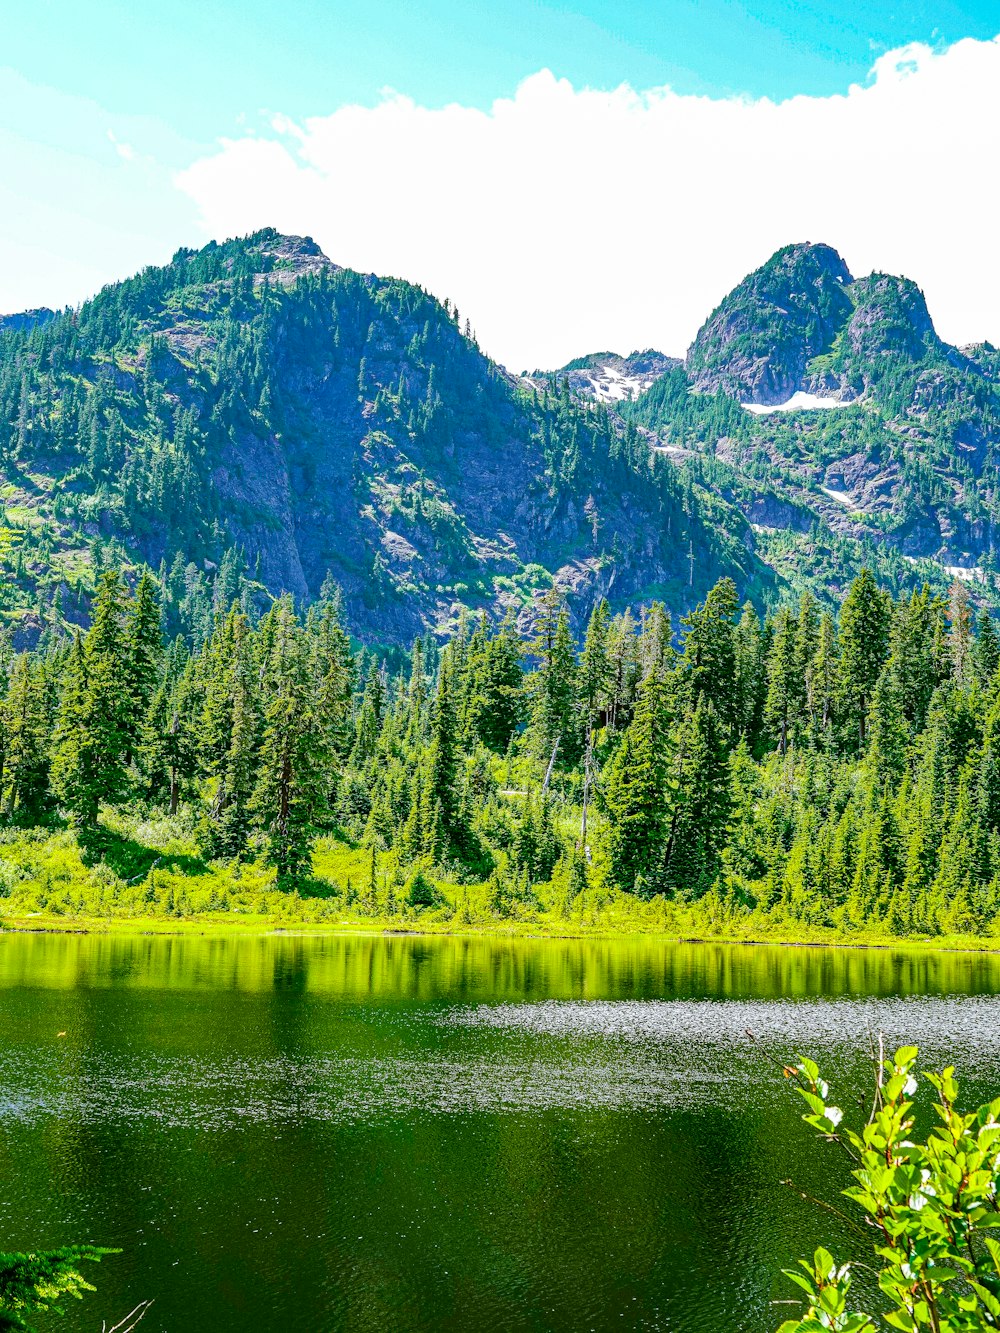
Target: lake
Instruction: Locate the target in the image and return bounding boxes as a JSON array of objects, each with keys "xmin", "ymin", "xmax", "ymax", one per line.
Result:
[{"xmin": 1, "ymin": 932, "xmax": 999, "ymax": 1332}]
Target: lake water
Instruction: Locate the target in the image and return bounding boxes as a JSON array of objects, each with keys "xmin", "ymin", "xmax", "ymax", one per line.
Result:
[{"xmin": 2, "ymin": 933, "xmax": 1000, "ymax": 1332}]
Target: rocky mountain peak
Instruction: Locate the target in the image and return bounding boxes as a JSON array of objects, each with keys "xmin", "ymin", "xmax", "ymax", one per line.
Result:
[
  {"xmin": 522, "ymin": 348, "xmax": 679, "ymax": 403},
  {"xmin": 247, "ymin": 230, "xmax": 341, "ymax": 281},
  {"xmin": 685, "ymin": 242, "xmax": 856, "ymax": 405}
]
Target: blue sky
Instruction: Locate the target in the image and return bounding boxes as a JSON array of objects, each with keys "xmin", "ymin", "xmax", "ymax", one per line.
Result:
[
  {"xmin": 8, "ymin": 0, "xmax": 999, "ymax": 124},
  {"xmin": 2, "ymin": 2, "xmax": 999, "ymax": 365}
]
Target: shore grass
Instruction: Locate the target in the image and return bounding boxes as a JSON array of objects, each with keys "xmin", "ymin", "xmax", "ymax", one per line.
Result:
[
  {"xmin": 3, "ymin": 907, "xmax": 1000, "ymax": 957},
  {"xmin": 1, "ymin": 812, "xmax": 999, "ymax": 953}
]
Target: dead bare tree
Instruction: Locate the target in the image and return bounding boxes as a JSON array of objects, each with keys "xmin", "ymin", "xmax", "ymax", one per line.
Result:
[{"xmin": 102, "ymin": 1299, "xmax": 154, "ymax": 1333}]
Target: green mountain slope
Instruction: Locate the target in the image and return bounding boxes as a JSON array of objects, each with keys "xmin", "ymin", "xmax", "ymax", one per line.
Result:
[
  {"xmin": 0, "ymin": 229, "xmax": 763, "ymax": 644},
  {"xmin": 4, "ymin": 231, "xmax": 999, "ymax": 645},
  {"xmin": 624, "ymin": 242, "xmax": 1000, "ymax": 599}
]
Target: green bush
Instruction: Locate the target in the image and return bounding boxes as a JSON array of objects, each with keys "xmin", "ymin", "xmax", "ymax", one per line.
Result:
[{"xmin": 776, "ymin": 1046, "xmax": 1000, "ymax": 1332}]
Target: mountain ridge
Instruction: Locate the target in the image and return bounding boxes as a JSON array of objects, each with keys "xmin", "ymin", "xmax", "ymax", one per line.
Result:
[
  {"xmin": 1, "ymin": 229, "xmax": 997, "ymax": 649},
  {"xmin": 0, "ymin": 228, "xmax": 762, "ymax": 646}
]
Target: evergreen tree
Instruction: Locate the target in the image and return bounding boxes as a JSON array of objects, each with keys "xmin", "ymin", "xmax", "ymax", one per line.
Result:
[
  {"xmin": 122, "ymin": 569, "xmax": 163, "ymax": 758},
  {"xmin": 529, "ymin": 589, "xmax": 578, "ymax": 766},
  {"xmin": 579, "ymin": 599, "xmax": 614, "ymax": 728},
  {"xmin": 734, "ymin": 603, "xmax": 768, "ymax": 752},
  {"xmin": 251, "ymin": 606, "xmax": 331, "ymax": 887},
  {"xmin": 866, "ymin": 661, "xmax": 909, "ymax": 792},
  {"xmin": 891, "ymin": 586, "xmax": 944, "ymax": 729},
  {"xmin": 2, "ymin": 656, "xmax": 51, "ymax": 822},
  {"xmin": 972, "ymin": 609, "xmax": 1000, "ymax": 687},
  {"xmin": 806, "ymin": 611, "xmax": 839, "ymax": 736},
  {"xmin": 764, "ymin": 605, "xmax": 799, "ymax": 754},
  {"xmin": 51, "ymin": 634, "xmax": 100, "ymax": 834},
  {"xmin": 664, "ymin": 698, "xmax": 732, "ymax": 893},
  {"xmin": 604, "ymin": 672, "xmax": 674, "ymax": 896},
  {"xmin": 947, "ymin": 579, "xmax": 974, "ymax": 685},
  {"xmin": 424, "ymin": 654, "xmax": 468, "ymax": 862},
  {"xmin": 679, "ymin": 576, "xmax": 739, "ymax": 736},
  {"xmin": 838, "ymin": 568, "xmax": 891, "ymax": 748}
]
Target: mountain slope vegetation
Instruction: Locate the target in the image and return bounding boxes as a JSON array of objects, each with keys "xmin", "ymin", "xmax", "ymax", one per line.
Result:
[
  {"xmin": 0, "ymin": 229, "xmax": 763, "ymax": 647},
  {"xmin": 623, "ymin": 241, "xmax": 1000, "ymax": 598}
]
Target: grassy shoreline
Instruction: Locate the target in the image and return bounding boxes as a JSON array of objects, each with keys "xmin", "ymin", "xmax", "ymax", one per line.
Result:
[
  {"xmin": 3, "ymin": 909, "xmax": 1000, "ymax": 955},
  {"xmin": 3, "ymin": 817, "xmax": 999, "ymax": 955}
]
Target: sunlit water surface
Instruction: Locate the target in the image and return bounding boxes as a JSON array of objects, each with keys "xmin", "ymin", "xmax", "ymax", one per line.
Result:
[{"xmin": 2, "ymin": 933, "xmax": 1000, "ymax": 1332}]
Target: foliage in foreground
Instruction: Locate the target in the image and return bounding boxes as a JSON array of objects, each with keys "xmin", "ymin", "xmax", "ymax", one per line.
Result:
[
  {"xmin": 0, "ymin": 1245, "xmax": 115, "ymax": 1332},
  {"xmin": 776, "ymin": 1047, "xmax": 1000, "ymax": 1332}
]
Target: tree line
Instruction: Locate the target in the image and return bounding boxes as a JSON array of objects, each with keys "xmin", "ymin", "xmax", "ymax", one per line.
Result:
[{"xmin": 1, "ymin": 565, "xmax": 999, "ymax": 936}]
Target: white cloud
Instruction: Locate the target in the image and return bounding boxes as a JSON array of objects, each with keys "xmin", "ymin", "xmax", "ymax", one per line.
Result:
[
  {"xmin": 176, "ymin": 36, "xmax": 1000, "ymax": 370},
  {"xmin": 107, "ymin": 130, "xmax": 137, "ymax": 162}
]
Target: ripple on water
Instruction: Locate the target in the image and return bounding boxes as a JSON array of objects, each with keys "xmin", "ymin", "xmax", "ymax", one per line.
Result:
[{"xmin": 1, "ymin": 994, "xmax": 998, "ymax": 1131}]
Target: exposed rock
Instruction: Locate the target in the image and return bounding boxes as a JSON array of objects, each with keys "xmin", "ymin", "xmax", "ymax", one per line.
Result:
[
  {"xmin": 522, "ymin": 349, "xmax": 679, "ymax": 403},
  {"xmin": 0, "ymin": 308, "xmax": 57, "ymax": 335},
  {"xmin": 686, "ymin": 242, "xmax": 854, "ymax": 404}
]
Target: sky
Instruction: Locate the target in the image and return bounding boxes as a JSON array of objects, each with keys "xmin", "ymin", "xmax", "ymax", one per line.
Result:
[{"xmin": 2, "ymin": 1, "xmax": 999, "ymax": 368}]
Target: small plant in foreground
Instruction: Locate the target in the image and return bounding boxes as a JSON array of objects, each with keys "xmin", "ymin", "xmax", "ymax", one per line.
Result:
[
  {"xmin": 775, "ymin": 1045, "xmax": 1000, "ymax": 1331},
  {"xmin": 0, "ymin": 1245, "xmax": 116, "ymax": 1331}
]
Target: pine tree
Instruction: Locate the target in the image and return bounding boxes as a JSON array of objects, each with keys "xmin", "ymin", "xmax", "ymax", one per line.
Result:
[
  {"xmin": 734, "ymin": 603, "xmax": 768, "ymax": 753},
  {"xmin": 838, "ymin": 568, "xmax": 891, "ymax": 749},
  {"xmin": 972, "ymin": 610, "xmax": 1000, "ymax": 688},
  {"xmin": 3, "ymin": 655, "xmax": 51, "ymax": 822},
  {"xmin": 465, "ymin": 614, "xmax": 524, "ymax": 753},
  {"xmin": 679, "ymin": 576, "xmax": 739, "ymax": 736},
  {"xmin": 141, "ymin": 667, "xmax": 198, "ymax": 814},
  {"xmin": 806, "ymin": 611, "xmax": 839, "ymax": 736},
  {"xmin": 764, "ymin": 605, "xmax": 799, "ymax": 755},
  {"xmin": 122, "ymin": 569, "xmax": 163, "ymax": 758},
  {"xmin": 637, "ymin": 601, "xmax": 673, "ymax": 682},
  {"xmin": 664, "ymin": 698, "xmax": 732, "ymax": 893},
  {"xmin": 890, "ymin": 586, "xmax": 944, "ymax": 729},
  {"xmin": 251, "ymin": 606, "xmax": 331, "ymax": 888},
  {"xmin": 948, "ymin": 579, "xmax": 974, "ymax": 685},
  {"xmin": 206, "ymin": 623, "xmax": 258, "ymax": 857},
  {"xmin": 424, "ymin": 654, "xmax": 468, "ymax": 862},
  {"xmin": 579, "ymin": 598, "xmax": 614, "ymax": 728},
  {"xmin": 51, "ymin": 633, "xmax": 100, "ymax": 833},
  {"xmin": 604, "ymin": 672, "xmax": 674, "ymax": 895},
  {"xmin": 606, "ymin": 608, "xmax": 641, "ymax": 732},
  {"xmin": 529, "ymin": 590, "xmax": 578, "ymax": 766},
  {"xmin": 866, "ymin": 661, "xmax": 909, "ymax": 792}
]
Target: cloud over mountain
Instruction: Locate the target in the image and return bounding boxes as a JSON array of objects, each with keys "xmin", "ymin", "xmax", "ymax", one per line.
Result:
[{"xmin": 176, "ymin": 35, "xmax": 1000, "ymax": 370}]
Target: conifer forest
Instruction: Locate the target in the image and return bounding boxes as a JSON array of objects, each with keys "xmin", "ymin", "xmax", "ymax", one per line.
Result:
[{"xmin": 3, "ymin": 558, "xmax": 999, "ymax": 942}]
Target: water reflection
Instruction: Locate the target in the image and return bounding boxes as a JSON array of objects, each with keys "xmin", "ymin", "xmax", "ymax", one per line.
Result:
[{"xmin": 0, "ymin": 932, "xmax": 997, "ymax": 1332}]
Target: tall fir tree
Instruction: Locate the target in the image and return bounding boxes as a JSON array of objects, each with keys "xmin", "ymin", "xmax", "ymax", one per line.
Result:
[{"xmin": 838, "ymin": 568, "xmax": 891, "ymax": 749}]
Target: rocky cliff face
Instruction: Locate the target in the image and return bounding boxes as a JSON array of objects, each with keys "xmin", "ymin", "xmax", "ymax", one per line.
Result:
[{"xmin": 0, "ymin": 308, "xmax": 56, "ymax": 335}]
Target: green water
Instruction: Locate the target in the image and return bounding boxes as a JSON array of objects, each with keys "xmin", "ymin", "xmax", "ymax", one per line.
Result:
[{"xmin": 2, "ymin": 933, "xmax": 1000, "ymax": 1332}]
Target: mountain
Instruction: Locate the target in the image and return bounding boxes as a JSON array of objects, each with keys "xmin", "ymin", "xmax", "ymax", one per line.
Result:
[
  {"xmin": 0, "ymin": 229, "xmax": 761, "ymax": 646},
  {"xmin": 522, "ymin": 349, "xmax": 679, "ymax": 403},
  {"xmin": 2, "ymin": 230, "xmax": 998, "ymax": 649},
  {"xmin": 686, "ymin": 242, "xmax": 855, "ymax": 404},
  {"xmin": 626, "ymin": 241, "xmax": 1000, "ymax": 590}
]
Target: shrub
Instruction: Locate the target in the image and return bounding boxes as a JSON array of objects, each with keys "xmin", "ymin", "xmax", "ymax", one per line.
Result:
[{"xmin": 775, "ymin": 1045, "xmax": 1000, "ymax": 1332}]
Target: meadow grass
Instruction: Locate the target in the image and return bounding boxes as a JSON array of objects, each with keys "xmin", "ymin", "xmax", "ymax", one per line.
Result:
[{"xmin": 1, "ymin": 807, "xmax": 999, "ymax": 953}]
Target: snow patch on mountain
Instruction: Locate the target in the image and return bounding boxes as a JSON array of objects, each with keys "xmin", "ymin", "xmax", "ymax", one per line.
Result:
[
  {"xmin": 743, "ymin": 391, "xmax": 850, "ymax": 415},
  {"xmin": 521, "ymin": 350, "xmax": 679, "ymax": 403}
]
